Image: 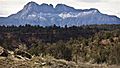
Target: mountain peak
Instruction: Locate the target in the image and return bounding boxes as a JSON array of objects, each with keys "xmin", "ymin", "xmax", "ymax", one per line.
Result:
[
  {"xmin": 24, "ymin": 1, "xmax": 44, "ymax": 12},
  {"xmin": 55, "ymin": 4, "xmax": 75, "ymax": 12},
  {"xmin": 83, "ymin": 8, "xmax": 99, "ymax": 12},
  {"xmin": 25, "ymin": 1, "xmax": 39, "ymax": 7},
  {"xmin": 40, "ymin": 3, "xmax": 54, "ymax": 8},
  {"xmin": 23, "ymin": 1, "xmax": 39, "ymax": 10},
  {"xmin": 55, "ymin": 4, "xmax": 67, "ymax": 7},
  {"xmin": 89, "ymin": 8, "xmax": 99, "ymax": 12}
]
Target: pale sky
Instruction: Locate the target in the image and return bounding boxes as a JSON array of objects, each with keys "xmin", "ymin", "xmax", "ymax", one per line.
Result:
[{"xmin": 0, "ymin": 0, "xmax": 120, "ymax": 17}]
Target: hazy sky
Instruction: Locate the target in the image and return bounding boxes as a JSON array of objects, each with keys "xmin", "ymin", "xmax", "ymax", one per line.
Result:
[{"xmin": 0, "ymin": 0, "xmax": 120, "ymax": 17}]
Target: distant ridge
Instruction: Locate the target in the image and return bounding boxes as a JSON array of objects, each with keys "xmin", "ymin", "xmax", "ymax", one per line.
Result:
[{"xmin": 0, "ymin": 1, "xmax": 120, "ymax": 26}]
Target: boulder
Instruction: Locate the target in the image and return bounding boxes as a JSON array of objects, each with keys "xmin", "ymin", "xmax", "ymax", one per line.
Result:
[
  {"xmin": 0, "ymin": 46, "xmax": 8, "ymax": 57},
  {"xmin": 0, "ymin": 46, "xmax": 4, "ymax": 55},
  {"xmin": 15, "ymin": 50, "xmax": 32, "ymax": 59},
  {"xmin": 99, "ymin": 39, "xmax": 110, "ymax": 45}
]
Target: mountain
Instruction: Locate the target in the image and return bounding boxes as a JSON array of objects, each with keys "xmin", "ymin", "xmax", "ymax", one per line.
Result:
[{"xmin": 0, "ymin": 1, "xmax": 120, "ymax": 26}]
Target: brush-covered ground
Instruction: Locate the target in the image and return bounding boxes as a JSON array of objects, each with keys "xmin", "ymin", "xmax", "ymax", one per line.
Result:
[
  {"xmin": 0, "ymin": 54, "xmax": 109, "ymax": 68},
  {"xmin": 0, "ymin": 52, "xmax": 120, "ymax": 68},
  {"xmin": 0, "ymin": 24, "xmax": 120, "ymax": 68}
]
